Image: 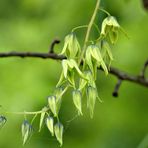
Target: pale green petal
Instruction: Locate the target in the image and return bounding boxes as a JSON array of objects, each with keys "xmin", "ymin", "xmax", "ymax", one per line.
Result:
[
  {"xmin": 39, "ymin": 107, "xmax": 48, "ymax": 132},
  {"xmin": 48, "ymin": 96, "xmax": 57, "ymax": 117},
  {"xmin": 62, "ymin": 60, "xmax": 68, "ymax": 78},
  {"xmin": 86, "ymin": 86, "xmax": 97, "ymax": 118},
  {"xmin": 72, "ymin": 90, "xmax": 83, "ymax": 115}
]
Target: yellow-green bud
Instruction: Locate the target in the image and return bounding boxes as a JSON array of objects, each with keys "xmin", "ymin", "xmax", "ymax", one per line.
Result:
[
  {"xmin": 86, "ymin": 86, "xmax": 98, "ymax": 118},
  {"xmin": 21, "ymin": 120, "xmax": 33, "ymax": 145},
  {"xmin": 61, "ymin": 33, "xmax": 81, "ymax": 58},
  {"xmin": 46, "ymin": 116, "xmax": 54, "ymax": 136},
  {"xmin": 54, "ymin": 122, "xmax": 64, "ymax": 146},
  {"xmin": 72, "ymin": 90, "xmax": 83, "ymax": 115},
  {"xmin": 48, "ymin": 96, "xmax": 57, "ymax": 117}
]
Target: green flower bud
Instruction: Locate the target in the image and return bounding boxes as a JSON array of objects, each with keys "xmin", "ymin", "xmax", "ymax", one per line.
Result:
[
  {"xmin": 0, "ymin": 115, "xmax": 7, "ymax": 129},
  {"xmin": 54, "ymin": 87, "xmax": 66, "ymax": 114},
  {"xmin": 86, "ymin": 86, "xmax": 98, "ymax": 118},
  {"xmin": 101, "ymin": 16, "xmax": 120, "ymax": 35},
  {"xmin": 61, "ymin": 33, "xmax": 81, "ymax": 58},
  {"xmin": 39, "ymin": 106, "xmax": 48, "ymax": 132},
  {"xmin": 21, "ymin": 120, "xmax": 33, "ymax": 145},
  {"xmin": 48, "ymin": 96, "xmax": 57, "ymax": 117},
  {"xmin": 54, "ymin": 122, "xmax": 64, "ymax": 146},
  {"xmin": 46, "ymin": 116, "xmax": 54, "ymax": 136},
  {"xmin": 72, "ymin": 90, "xmax": 83, "ymax": 115}
]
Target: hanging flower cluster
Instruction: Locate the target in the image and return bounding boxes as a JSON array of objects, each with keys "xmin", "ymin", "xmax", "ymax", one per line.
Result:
[{"xmin": 0, "ymin": 6, "xmax": 127, "ymax": 147}]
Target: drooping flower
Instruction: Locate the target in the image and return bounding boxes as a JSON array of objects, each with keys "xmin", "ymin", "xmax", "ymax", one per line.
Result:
[
  {"xmin": 39, "ymin": 106, "xmax": 48, "ymax": 132},
  {"xmin": 61, "ymin": 33, "xmax": 81, "ymax": 58},
  {"xmin": 54, "ymin": 122, "xmax": 64, "ymax": 146},
  {"xmin": 21, "ymin": 120, "xmax": 33, "ymax": 145},
  {"xmin": 46, "ymin": 116, "xmax": 54, "ymax": 136},
  {"xmin": 48, "ymin": 96, "xmax": 57, "ymax": 117},
  {"xmin": 86, "ymin": 86, "xmax": 98, "ymax": 118},
  {"xmin": 101, "ymin": 16, "xmax": 120, "ymax": 44},
  {"xmin": 85, "ymin": 45, "xmax": 108, "ymax": 76}
]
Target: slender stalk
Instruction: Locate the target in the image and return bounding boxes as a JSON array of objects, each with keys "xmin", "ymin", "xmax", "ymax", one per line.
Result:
[
  {"xmin": 5, "ymin": 108, "xmax": 49, "ymax": 115},
  {"xmin": 78, "ymin": 0, "xmax": 101, "ymax": 65},
  {"xmin": 72, "ymin": 25, "xmax": 88, "ymax": 32}
]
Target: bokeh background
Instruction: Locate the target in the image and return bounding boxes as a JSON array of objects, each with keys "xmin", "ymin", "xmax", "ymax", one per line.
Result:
[{"xmin": 0, "ymin": 0, "xmax": 148, "ymax": 148}]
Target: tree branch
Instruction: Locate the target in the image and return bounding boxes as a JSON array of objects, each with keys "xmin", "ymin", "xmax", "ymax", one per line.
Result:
[
  {"xmin": 0, "ymin": 51, "xmax": 65, "ymax": 60},
  {"xmin": 0, "ymin": 48, "xmax": 147, "ymax": 89}
]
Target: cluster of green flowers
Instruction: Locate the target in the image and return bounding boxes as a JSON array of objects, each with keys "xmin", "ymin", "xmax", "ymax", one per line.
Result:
[
  {"xmin": 41, "ymin": 15, "xmax": 123, "ymax": 146},
  {"xmin": 0, "ymin": 15, "xmax": 125, "ymax": 147}
]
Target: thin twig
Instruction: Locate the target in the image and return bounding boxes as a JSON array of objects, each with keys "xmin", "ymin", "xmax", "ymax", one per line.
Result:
[
  {"xmin": 49, "ymin": 39, "xmax": 60, "ymax": 53},
  {"xmin": 112, "ymin": 79, "xmax": 122, "ymax": 97},
  {"xmin": 139, "ymin": 59, "xmax": 148, "ymax": 79}
]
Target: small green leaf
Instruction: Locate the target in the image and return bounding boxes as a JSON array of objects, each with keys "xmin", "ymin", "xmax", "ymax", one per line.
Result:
[
  {"xmin": 39, "ymin": 107, "xmax": 48, "ymax": 132},
  {"xmin": 46, "ymin": 116, "xmax": 54, "ymax": 136},
  {"xmin": 72, "ymin": 90, "xmax": 83, "ymax": 115},
  {"xmin": 48, "ymin": 96, "xmax": 57, "ymax": 117},
  {"xmin": 54, "ymin": 122, "xmax": 64, "ymax": 146}
]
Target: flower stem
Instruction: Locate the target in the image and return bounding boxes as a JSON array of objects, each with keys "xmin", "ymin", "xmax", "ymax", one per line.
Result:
[
  {"xmin": 78, "ymin": 0, "xmax": 101, "ymax": 65},
  {"xmin": 5, "ymin": 108, "xmax": 49, "ymax": 115}
]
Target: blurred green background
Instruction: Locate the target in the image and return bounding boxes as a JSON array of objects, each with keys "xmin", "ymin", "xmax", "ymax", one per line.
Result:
[{"xmin": 0, "ymin": 0, "xmax": 148, "ymax": 148}]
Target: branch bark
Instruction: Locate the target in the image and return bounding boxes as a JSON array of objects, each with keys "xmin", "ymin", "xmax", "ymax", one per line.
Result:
[{"xmin": 0, "ymin": 50, "xmax": 147, "ymax": 88}]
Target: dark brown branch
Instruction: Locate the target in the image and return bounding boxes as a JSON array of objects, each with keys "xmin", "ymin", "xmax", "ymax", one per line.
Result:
[
  {"xmin": 49, "ymin": 39, "xmax": 60, "ymax": 53},
  {"xmin": 139, "ymin": 59, "xmax": 148, "ymax": 79},
  {"xmin": 109, "ymin": 66, "xmax": 148, "ymax": 87},
  {"xmin": 112, "ymin": 79, "xmax": 122, "ymax": 97},
  {"xmin": 0, "ymin": 51, "xmax": 147, "ymax": 88},
  {"xmin": 143, "ymin": 0, "xmax": 148, "ymax": 10},
  {"xmin": 0, "ymin": 52, "xmax": 65, "ymax": 60}
]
